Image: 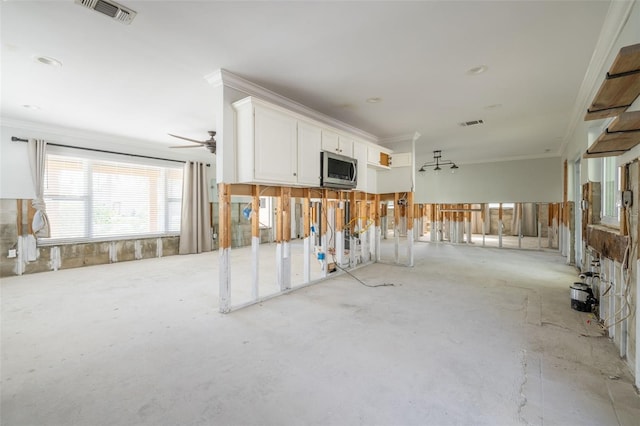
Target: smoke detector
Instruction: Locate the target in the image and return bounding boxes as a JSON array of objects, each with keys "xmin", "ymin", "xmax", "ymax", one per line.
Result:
[
  {"xmin": 75, "ymin": 0, "xmax": 137, "ymax": 24},
  {"xmin": 458, "ymin": 119, "xmax": 484, "ymax": 127}
]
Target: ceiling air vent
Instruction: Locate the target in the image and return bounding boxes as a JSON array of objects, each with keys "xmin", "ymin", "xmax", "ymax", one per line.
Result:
[
  {"xmin": 458, "ymin": 119, "xmax": 484, "ymax": 127},
  {"xmin": 75, "ymin": 0, "xmax": 137, "ymax": 24}
]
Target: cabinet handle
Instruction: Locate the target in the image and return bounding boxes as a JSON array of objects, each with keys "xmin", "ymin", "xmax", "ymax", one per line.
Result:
[{"xmin": 293, "ymin": 172, "xmax": 297, "ymax": 176}]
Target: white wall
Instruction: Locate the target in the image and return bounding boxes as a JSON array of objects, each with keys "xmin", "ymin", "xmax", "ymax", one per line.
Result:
[
  {"xmin": 0, "ymin": 119, "xmax": 215, "ymax": 200},
  {"xmin": 415, "ymin": 156, "xmax": 562, "ymax": 203},
  {"xmin": 563, "ymin": 0, "xmax": 640, "ymax": 179}
]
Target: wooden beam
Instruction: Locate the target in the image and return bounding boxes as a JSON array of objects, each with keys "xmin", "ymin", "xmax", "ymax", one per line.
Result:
[
  {"xmin": 394, "ymin": 193, "xmax": 400, "ymax": 227},
  {"xmin": 620, "ymin": 164, "xmax": 628, "ymax": 236},
  {"xmin": 350, "ymin": 191, "xmax": 357, "ymax": 232},
  {"xmin": 303, "ymin": 189, "xmax": 310, "ymax": 238},
  {"xmin": 218, "ymin": 184, "xmax": 231, "ymax": 249},
  {"xmin": 218, "ymin": 183, "xmax": 232, "ymax": 313},
  {"xmin": 407, "ymin": 192, "xmax": 414, "ymax": 230},
  {"xmin": 374, "ymin": 194, "xmax": 381, "ymax": 227},
  {"xmin": 281, "ymin": 187, "xmax": 291, "ymax": 242},
  {"xmin": 16, "ymin": 199, "xmax": 23, "ymax": 236}
]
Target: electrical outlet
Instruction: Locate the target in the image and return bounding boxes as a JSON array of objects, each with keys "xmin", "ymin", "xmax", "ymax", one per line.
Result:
[
  {"xmin": 622, "ymin": 190, "xmax": 633, "ymax": 207},
  {"xmin": 7, "ymin": 249, "xmax": 17, "ymax": 258},
  {"xmin": 212, "ymin": 233, "xmax": 217, "ymax": 240}
]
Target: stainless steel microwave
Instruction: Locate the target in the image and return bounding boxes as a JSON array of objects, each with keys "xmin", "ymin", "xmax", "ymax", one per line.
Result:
[{"xmin": 320, "ymin": 150, "xmax": 357, "ymax": 189}]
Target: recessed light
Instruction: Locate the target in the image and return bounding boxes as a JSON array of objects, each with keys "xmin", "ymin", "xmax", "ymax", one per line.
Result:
[
  {"xmin": 466, "ymin": 65, "xmax": 488, "ymax": 75},
  {"xmin": 366, "ymin": 97, "xmax": 382, "ymax": 103},
  {"xmin": 22, "ymin": 104, "xmax": 41, "ymax": 110},
  {"xmin": 35, "ymin": 56, "xmax": 62, "ymax": 67}
]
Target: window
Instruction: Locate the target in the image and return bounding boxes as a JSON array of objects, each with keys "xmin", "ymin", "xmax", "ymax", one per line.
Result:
[
  {"xmin": 44, "ymin": 153, "xmax": 183, "ymax": 241},
  {"xmin": 488, "ymin": 203, "xmax": 514, "ymax": 209},
  {"xmin": 601, "ymin": 156, "xmax": 620, "ymax": 226}
]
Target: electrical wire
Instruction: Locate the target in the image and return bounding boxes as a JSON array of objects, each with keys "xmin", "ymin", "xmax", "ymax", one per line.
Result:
[
  {"xmin": 600, "ymin": 206, "xmax": 636, "ymax": 329},
  {"xmin": 331, "ymin": 255, "xmax": 395, "ymax": 288},
  {"xmin": 319, "ymin": 199, "xmax": 394, "ymax": 288}
]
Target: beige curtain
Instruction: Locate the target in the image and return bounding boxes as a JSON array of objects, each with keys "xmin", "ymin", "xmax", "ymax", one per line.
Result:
[
  {"xmin": 179, "ymin": 162, "xmax": 212, "ymax": 254},
  {"xmin": 27, "ymin": 139, "xmax": 50, "ymax": 237}
]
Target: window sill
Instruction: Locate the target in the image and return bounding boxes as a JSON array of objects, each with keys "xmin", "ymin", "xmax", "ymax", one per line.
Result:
[{"xmin": 37, "ymin": 233, "xmax": 180, "ymax": 247}]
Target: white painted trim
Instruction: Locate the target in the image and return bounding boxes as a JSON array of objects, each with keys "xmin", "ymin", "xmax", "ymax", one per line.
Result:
[
  {"xmin": 303, "ymin": 236, "xmax": 311, "ymax": 284},
  {"xmin": 336, "ymin": 230, "xmax": 344, "ymax": 267},
  {"xmin": 219, "ymin": 248, "xmax": 231, "ymax": 314},
  {"xmin": 251, "ymin": 236, "xmax": 260, "ymax": 300},
  {"xmin": 394, "ymin": 226, "xmax": 399, "ymax": 264},
  {"xmin": 282, "ymin": 241, "xmax": 291, "ymax": 291},
  {"xmin": 560, "ymin": 0, "xmax": 636, "ymax": 157},
  {"xmin": 206, "ymin": 69, "xmax": 379, "ymax": 143},
  {"xmin": 407, "ymin": 228, "xmax": 414, "ymax": 267},
  {"xmin": 375, "ymin": 226, "xmax": 381, "ymax": 262}
]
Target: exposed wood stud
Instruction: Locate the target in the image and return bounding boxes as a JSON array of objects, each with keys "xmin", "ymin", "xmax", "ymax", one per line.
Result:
[{"xmin": 219, "ymin": 183, "xmax": 231, "ymax": 249}]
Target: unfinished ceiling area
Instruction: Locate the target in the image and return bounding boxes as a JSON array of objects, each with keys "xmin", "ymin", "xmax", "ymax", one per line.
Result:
[{"xmin": 1, "ymin": 1, "xmax": 611, "ymax": 163}]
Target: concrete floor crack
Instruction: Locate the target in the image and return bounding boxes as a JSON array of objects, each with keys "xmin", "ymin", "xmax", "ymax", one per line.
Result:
[{"xmin": 518, "ymin": 349, "xmax": 530, "ymax": 425}]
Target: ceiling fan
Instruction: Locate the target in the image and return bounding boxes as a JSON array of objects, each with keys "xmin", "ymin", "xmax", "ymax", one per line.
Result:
[{"xmin": 169, "ymin": 130, "xmax": 216, "ymax": 154}]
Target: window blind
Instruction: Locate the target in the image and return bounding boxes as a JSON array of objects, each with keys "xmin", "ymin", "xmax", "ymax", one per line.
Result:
[{"xmin": 44, "ymin": 154, "xmax": 183, "ymax": 241}]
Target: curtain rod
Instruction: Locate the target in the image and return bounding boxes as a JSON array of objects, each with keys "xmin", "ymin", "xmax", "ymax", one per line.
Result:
[{"xmin": 11, "ymin": 136, "xmax": 210, "ymax": 166}]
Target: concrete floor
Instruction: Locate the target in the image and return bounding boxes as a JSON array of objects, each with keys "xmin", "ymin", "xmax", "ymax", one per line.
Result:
[{"xmin": 2, "ymin": 242, "xmax": 639, "ymax": 425}]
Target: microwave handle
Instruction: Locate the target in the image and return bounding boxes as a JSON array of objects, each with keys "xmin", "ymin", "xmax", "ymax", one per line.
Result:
[{"xmin": 351, "ymin": 161, "xmax": 357, "ymax": 184}]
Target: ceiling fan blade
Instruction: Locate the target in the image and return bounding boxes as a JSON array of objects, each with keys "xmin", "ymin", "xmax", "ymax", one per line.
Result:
[
  {"xmin": 169, "ymin": 144, "xmax": 203, "ymax": 149},
  {"xmin": 168, "ymin": 133, "xmax": 205, "ymax": 144}
]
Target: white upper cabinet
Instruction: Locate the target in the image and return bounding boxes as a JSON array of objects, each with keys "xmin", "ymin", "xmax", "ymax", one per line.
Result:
[
  {"xmin": 390, "ymin": 152, "xmax": 412, "ymax": 167},
  {"xmin": 322, "ymin": 130, "xmax": 353, "ymax": 157},
  {"xmin": 367, "ymin": 145, "xmax": 391, "ymax": 169},
  {"xmin": 253, "ymin": 104, "xmax": 298, "ymax": 183},
  {"xmin": 297, "ymin": 120, "xmax": 322, "ymax": 186},
  {"xmin": 353, "ymin": 141, "xmax": 368, "ymax": 192},
  {"xmin": 235, "ymin": 98, "xmax": 297, "ymax": 185},
  {"xmin": 234, "ymin": 96, "xmax": 392, "ymax": 191}
]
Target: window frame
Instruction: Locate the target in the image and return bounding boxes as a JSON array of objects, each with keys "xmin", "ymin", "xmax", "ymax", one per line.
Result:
[
  {"xmin": 40, "ymin": 148, "xmax": 183, "ymax": 245},
  {"xmin": 600, "ymin": 156, "xmax": 620, "ymax": 227}
]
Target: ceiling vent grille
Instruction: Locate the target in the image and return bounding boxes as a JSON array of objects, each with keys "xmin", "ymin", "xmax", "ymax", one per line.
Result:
[
  {"xmin": 75, "ymin": 0, "xmax": 137, "ymax": 24},
  {"xmin": 458, "ymin": 119, "xmax": 484, "ymax": 127}
]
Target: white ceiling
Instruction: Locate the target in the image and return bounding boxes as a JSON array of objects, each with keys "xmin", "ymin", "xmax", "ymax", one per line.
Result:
[{"xmin": 1, "ymin": 0, "xmax": 613, "ymax": 164}]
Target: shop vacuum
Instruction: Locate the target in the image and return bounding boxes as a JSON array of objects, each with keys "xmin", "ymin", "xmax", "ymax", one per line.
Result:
[{"xmin": 570, "ymin": 282, "xmax": 597, "ymax": 312}]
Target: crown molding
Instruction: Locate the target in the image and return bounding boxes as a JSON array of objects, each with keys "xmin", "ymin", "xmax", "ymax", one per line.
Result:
[
  {"xmin": 205, "ymin": 69, "xmax": 379, "ymax": 143},
  {"xmin": 378, "ymin": 133, "xmax": 416, "ymax": 145},
  {"xmin": 560, "ymin": 0, "xmax": 636, "ymax": 157}
]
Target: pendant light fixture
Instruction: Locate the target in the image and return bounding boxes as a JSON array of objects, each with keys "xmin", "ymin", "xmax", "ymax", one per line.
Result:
[{"xmin": 418, "ymin": 150, "xmax": 459, "ymax": 173}]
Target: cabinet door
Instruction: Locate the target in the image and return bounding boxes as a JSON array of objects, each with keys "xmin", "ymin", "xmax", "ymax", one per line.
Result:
[
  {"xmin": 353, "ymin": 141, "xmax": 368, "ymax": 192},
  {"xmin": 321, "ymin": 130, "xmax": 340, "ymax": 153},
  {"xmin": 390, "ymin": 152, "xmax": 412, "ymax": 167},
  {"xmin": 367, "ymin": 146, "xmax": 380, "ymax": 165},
  {"xmin": 297, "ymin": 121, "xmax": 321, "ymax": 186},
  {"xmin": 254, "ymin": 105, "xmax": 297, "ymax": 183},
  {"xmin": 338, "ymin": 136, "xmax": 353, "ymax": 157}
]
